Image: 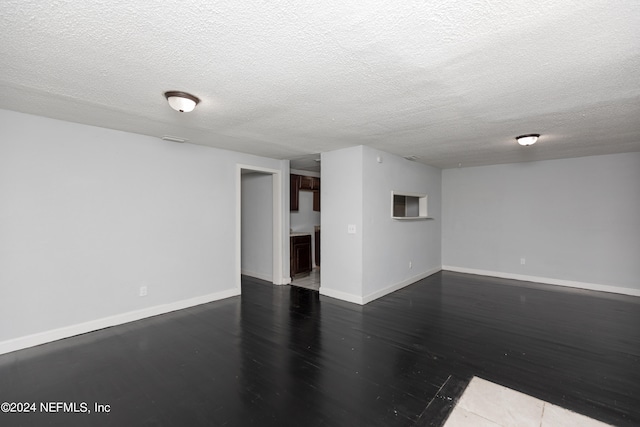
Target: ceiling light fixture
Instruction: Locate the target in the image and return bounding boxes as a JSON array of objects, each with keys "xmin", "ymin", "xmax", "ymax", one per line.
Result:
[
  {"xmin": 164, "ymin": 91, "xmax": 200, "ymax": 113},
  {"xmin": 516, "ymin": 134, "xmax": 540, "ymax": 146}
]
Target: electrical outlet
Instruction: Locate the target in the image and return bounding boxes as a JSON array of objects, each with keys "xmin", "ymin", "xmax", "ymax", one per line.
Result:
[
  {"xmin": 139, "ymin": 286, "xmax": 148, "ymax": 297},
  {"xmin": 520, "ymin": 258, "xmax": 526, "ymax": 265},
  {"xmin": 347, "ymin": 224, "xmax": 356, "ymax": 234}
]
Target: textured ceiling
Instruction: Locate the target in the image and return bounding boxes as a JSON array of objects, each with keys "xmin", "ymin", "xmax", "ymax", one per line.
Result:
[{"xmin": 1, "ymin": 0, "xmax": 639, "ymax": 170}]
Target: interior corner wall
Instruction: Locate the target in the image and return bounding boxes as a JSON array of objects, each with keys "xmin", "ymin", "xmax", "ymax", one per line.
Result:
[
  {"xmin": 320, "ymin": 146, "xmax": 364, "ymax": 303},
  {"xmin": 320, "ymin": 145, "xmax": 442, "ymax": 305},
  {"xmin": 361, "ymin": 146, "xmax": 442, "ymax": 302},
  {"xmin": 0, "ymin": 109, "xmax": 287, "ymax": 352},
  {"xmin": 442, "ymin": 152, "xmax": 640, "ymax": 293},
  {"xmin": 241, "ymin": 172, "xmax": 273, "ymax": 281}
]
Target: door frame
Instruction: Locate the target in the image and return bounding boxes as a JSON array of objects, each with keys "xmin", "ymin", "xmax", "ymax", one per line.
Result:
[{"xmin": 236, "ymin": 164, "xmax": 286, "ymax": 292}]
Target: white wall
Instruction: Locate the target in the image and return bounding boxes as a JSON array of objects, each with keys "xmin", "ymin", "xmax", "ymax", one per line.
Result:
[
  {"xmin": 0, "ymin": 109, "xmax": 288, "ymax": 353},
  {"xmin": 442, "ymin": 153, "xmax": 640, "ymax": 294},
  {"xmin": 361, "ymin": 146, "xmax": 442, "ymax": 302},
  {"xmin": 320, "ymin": 146, "xmax": 364, "ymax": 302},
  {"xmin": 321, "ymin": 145, "xmax": 442, "ymax": 304},
  {"xmin": 241, "ymin": 172, "xmax": 273, "ymax": 281}
]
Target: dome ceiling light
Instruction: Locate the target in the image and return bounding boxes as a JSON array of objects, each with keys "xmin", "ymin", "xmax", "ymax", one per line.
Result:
[
  {"xmin": 164, "ymin": 91, "xmax": 200, "ymax": 113},
  {"xmin": 516, "ymin": 134, "xmax": 540, "ymax": 146}
]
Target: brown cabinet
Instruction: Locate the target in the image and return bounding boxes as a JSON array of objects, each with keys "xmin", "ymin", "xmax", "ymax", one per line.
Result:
[
  {"xmin": 299, "ymin": 175, "xmax": 320, "ymax": 191},
  {"xmin": 290, "ymin": 174, "xmax": 301, "ymax": 211},
  {"xmin": 313, "ymin": 191, "xmax": 320, "ymax": 212},
  {"xmin": 290, "ymin": 234, "xmax": 312, "ymax": 278},
  {"xmin": 290, "ymin": 174, "xmax": 320, "ymax": 212}
]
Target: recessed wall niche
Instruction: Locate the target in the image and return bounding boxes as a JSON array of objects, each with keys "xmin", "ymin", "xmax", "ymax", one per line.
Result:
[{"xmin": 391, "ymin": 191, "xmax": 431, "ymax": 220}]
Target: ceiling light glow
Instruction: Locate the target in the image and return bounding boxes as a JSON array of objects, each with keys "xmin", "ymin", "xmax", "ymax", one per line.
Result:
[{"xmin": 516, "ymin": 134, "xmax": 540, "ymax": 146}]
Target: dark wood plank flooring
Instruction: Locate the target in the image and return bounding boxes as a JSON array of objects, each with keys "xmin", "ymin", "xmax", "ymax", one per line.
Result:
[{"xmin": 1, "ymin": 271, "xmax": 639, "ymax": 426}]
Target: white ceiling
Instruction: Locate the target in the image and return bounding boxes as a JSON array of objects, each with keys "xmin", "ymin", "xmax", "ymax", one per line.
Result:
[{"xmin": 2, "ymin": 1, "xmax": 639, "ymax": 170}]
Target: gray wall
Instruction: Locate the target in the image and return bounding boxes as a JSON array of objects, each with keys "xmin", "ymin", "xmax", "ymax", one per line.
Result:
[
  {"xmin": 0, "ymin": 109, "xmax": 287, "ymax": 346},
  {"xmin": 321, "ymin": 145, "xmax": 442, "ymax": 303},
  {"xmin": 442, "ymin": 152, "xmax": 640, "ymax": 291},
  {"xmin": 361, "ymin": 146, "xmax": 441, "ymax": 301},
  {"xmin": 320, "ymin": 146, "xmax": 364, "ymax": 302},
  {"xmin": 241, "ymin": 172, "xmax": 273, "ymax": 281}
]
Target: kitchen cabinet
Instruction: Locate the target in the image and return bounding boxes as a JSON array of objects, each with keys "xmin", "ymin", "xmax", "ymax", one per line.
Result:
[
  {"xmin": 290, "ymin": 174, "xmax": 320, "ymax": 212},
  {"xmin": 290, "ymin": 234, "xmax": 312, "ymax": 278},
  {"xmin": 290, "ymin": 174, "xmax": 301, "ymax": 211},
  {"xmin": 313, "ymin": 191, "xmax": 320, "ymax": 212},
  {"xmin": 299, "ymin": 175, "xmax": 320, "ymax": 191}
]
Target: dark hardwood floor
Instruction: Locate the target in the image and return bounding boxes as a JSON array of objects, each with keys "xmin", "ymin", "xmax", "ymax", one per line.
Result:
[{"xmin": 1, "ymin": 271, "xmax": 639, "ymax": 426}]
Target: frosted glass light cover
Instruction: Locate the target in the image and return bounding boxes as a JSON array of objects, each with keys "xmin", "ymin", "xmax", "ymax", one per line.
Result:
[
  {"xmin": 164, "ymin": 91, "xmax": 199, "ymax": 112},
  {"xmin": 167, "ymin": 96, "xmax": 196, "ymax": 112},
  {"xmin": 516, "ymin": 135, "xmax": 539, "ymax": 146}
]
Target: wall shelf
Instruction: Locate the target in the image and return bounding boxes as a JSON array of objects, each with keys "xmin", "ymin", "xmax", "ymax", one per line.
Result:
[{"xmin": 392, "ymin": 216, "xmax": 433, "ymax": 220}]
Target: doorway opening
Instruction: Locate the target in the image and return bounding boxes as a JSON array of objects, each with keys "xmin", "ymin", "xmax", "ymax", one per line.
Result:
[
  {"xmin": 289, "ymin": 168, "xmax": 321, "ymax": 291},
  {"xmin": 236, "ymin": 164, "xmax": 285, "ymax": 293}
]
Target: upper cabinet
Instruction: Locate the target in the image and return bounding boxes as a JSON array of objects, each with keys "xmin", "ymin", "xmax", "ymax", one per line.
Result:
[
  {"xmin": 291, "ymin": 174, "xmax": 320, "ymax": 212},
  {"xmin": 290, "ymin": 174, "xmax": 301, "ymax": 211},
  {"xmin": 313, "ymin": 191, "xmax": 320, "ymax": 212},
  {"xmin": 299, "ymin": 175, "xmax": 320, "ymax": 191}
]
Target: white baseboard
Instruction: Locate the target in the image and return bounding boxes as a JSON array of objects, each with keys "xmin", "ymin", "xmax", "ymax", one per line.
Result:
[
  {"xmin": 319, "ymin": 267, "xmax": 442, "ymax": 306},
  {"xmin": 273, "ymin": 276, "xmax": 291, "ymax": 285},
  {"xmin": 241, "ymin": 269, "xmax": 273, "ymax": 283},
  {"xmin": 0, "ymin": 288, "xmax": 240, "ymax": 356},
  {"xmin": 319, "ymin": 287, "xmax": 364, "ymax": 305},
  {"xmin": 442, "ymin": 266, "xmax": 640, "ymax": 298},
  {"xmin": 362, "ymin": 267, "xmax": 442, "ymax": 304}
]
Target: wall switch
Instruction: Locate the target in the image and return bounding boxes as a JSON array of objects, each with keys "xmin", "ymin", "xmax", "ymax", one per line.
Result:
[
  {"xmin": 409, "ymin": 261, "xmax": 412, "ymax": 269},
  {"xmin": 520, "ymin": 258, "xmax": 526, "ymax": 265},
  {"xmin": 139, "ymin": 286, "xmax": 148, "ymax": 297},
  {"xmin": 347, "ymin": 224, "xmax": 356, "ymax": 234}
]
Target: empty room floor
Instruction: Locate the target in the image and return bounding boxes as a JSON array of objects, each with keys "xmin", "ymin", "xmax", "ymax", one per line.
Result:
[{"xmin": 1, "ymin": 271, "xmax": 638, "ymax": 426}]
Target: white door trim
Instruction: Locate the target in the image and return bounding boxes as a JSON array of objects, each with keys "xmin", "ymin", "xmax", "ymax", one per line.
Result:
[{"xmin": 236, "ymin": 164, "xmax": 285, "ymax": 292}]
